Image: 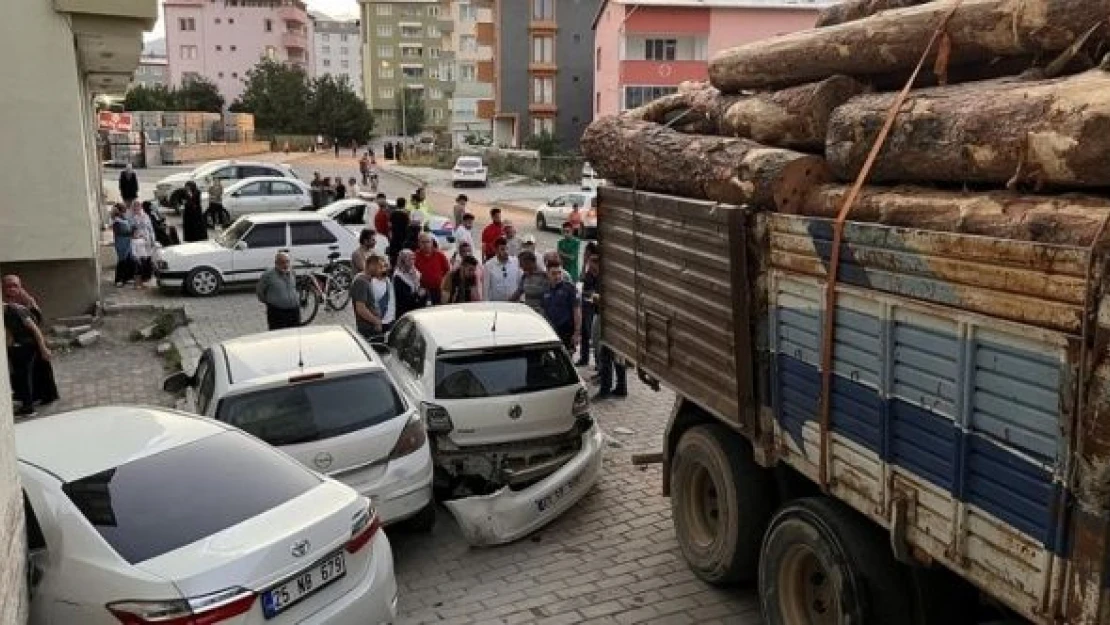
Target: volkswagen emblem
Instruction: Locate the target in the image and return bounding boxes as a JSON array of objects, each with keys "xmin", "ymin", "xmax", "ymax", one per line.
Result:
[
  {"xmin": 313, "ymin": 452, "xmax": 334, "ymax": 470},
  {"xmin": 291, "ymin": 539, "xmax": 310, "ymax": 558},
  {"xmin": 508, "ymin": 404, "xmax": 523, "ymax": 420}
]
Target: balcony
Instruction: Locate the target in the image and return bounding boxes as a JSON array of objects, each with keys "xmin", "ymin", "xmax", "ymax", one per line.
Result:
[
  {"xmin": 282, "ymin": 30, "xmax": 308, "ymax": 50},
  {"xmin": 528, "ymin": 102, "xmax": 557, "ymax": 114},
  {"xmin": 438, "ymin": 17, "xmax": 454, "ymax": 34},
  {"xmin": 276, "ymin": 2, "xmax": 308, "ymax": 24},
  {"xmin": 619, "ymin": 60, "xmax": 708, "ymax": 85}
]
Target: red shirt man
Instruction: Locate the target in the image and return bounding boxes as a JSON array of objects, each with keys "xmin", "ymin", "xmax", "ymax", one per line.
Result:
[
  {"xmin": 413, "ymin": 232, "xmax": 451, "ymax": 304},
  {"xmin": 373, "ymin": 195, "xmax": 391, "ymax": 237},
  {"xmin": 481, "ymin": 207, "xmax": 505, "ymax": 261}
]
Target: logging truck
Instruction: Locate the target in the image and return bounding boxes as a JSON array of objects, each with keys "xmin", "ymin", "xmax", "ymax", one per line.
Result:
[{"xmin": 597, "ymin": 185, "xmax": 1110, "ymax": 624}]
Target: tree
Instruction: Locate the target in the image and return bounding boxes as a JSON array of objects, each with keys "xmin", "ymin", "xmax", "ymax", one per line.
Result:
[
  {"xmin": 399, "ymin": 89, "xmax": 425, "ymax": 137},
  {"xmin": 524, "ymin": 130, "xmax": 559, "ymax": 157},
  {"xmin": 230, "ymin": 59, "xmax": 312, "ymax": 134},
  {"xmin": 175, "ymin": 76, "xmax": 224, "ymax": 112},
  {"xmin": 124, "ymin": 84, "xmax": 176, "ymax": 111},
  {"xmin": 308, "ymin": 74, "xmax": 373, "ymax": 145}
]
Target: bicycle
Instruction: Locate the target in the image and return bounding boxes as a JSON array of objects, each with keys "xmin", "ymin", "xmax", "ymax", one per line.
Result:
[{"xmin": 291, "ymin": 248, "xmax": 354, "ymax": 326}]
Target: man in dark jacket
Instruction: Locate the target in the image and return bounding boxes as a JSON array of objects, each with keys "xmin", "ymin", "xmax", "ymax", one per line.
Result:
[
  {"xmin": 118, "ymin": 164, "xmax": 139, "ymax": 203},
  {"xmin": 388, "ymin": 198, "xmax": 411, "ymax": 268}
]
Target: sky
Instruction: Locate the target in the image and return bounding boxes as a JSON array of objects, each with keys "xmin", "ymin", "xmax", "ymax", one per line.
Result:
[{"xmin": 145, "ymin": 0, "xmax": 360, "ymax": 41}]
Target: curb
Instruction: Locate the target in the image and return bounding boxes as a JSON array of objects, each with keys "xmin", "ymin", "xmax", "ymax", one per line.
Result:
[
  {"xmin": 169, "ymin": 325, "xmax": 204, "ymax": 374},
  {"xmin": 382, "ymin": 167, "xmax": 433, "ymax": 189}
]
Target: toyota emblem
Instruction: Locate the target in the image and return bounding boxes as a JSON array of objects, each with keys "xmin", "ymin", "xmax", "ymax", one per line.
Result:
[
  {"xmin": 313, "ymin": 452, "xmax": 334, "ymax": 470},
  {"xmin": 508, "ymin": 404, "xmax": 523, "ymax": 420},
  {"xmin": 291, "ymin": 539, "xmax": 310, "ymax": 558}
]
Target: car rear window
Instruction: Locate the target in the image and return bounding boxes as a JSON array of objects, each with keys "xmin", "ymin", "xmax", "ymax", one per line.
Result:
[
  {"xmin": 216, "ymin": 373, "xmax": 406, "ymax": 446},
  {"xmin": 458, "ymin": 158, "xmax": 482, "ymax": 168},
  {"xmin": 435, "ymin": 345, "xmax": 578, "ymax": 399},
  {"xmin": 62, "ymin": 432, "xmax": 319, "ymax": 564}
]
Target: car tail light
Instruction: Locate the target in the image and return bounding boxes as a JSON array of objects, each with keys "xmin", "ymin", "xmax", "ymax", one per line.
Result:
[
  {"xmin": 573, "ymin": 387, "xmax": 589, "ymax": 417},
  {"xmin": 420, "ymin": 401, "xmax": 454, "ymax": 433},
  {"xmin": 346, "ymin": 502, "xmax": 382, "ymax": 554},
  {"xmin": 108, "ymin": 588, "xmax": 255, "ymax": 625},
  {"xmin": 389, "ymin": 413, "xmax": 427, "ymax": 459}
]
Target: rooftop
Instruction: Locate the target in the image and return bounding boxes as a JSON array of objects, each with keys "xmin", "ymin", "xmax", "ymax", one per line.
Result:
[{"xmin": 409, "ymin": 303, "xmax": 561, "ymax": 351}]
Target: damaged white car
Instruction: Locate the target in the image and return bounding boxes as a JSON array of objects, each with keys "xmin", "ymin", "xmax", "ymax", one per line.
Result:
[{"xmin": 381, "ymin": 303, "xmax": 603, "ymax": 546}]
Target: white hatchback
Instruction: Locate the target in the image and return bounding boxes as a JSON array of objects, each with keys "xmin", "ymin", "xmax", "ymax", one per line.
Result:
[
  {"xmin": 381, "ymin": 303, "xmax": 604, "ymax": 546},
  {"xmin": 19, "ymin": 406, "xmax": 397, "ymax": 625},
  {"xmin": 165, "ymin": 325, "xmax": 436, "ymax": 529},
  {"xmin": 451, "ymin": 156, "xmax": 488, "ymax": 187},
  {"xmin": 221, "ymin": 177, "xmax": 315, "ymax": 220}
]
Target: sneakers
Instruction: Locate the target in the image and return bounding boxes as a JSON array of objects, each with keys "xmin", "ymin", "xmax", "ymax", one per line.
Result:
[{"xmin": 592, "ymin": 391, "xmax": 613, "ymax": 402}]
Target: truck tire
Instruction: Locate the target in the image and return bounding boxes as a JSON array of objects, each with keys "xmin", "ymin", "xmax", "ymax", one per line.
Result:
[
  {"xmin": 759, "ymin": 497, "xmax": 913, "ymax": 625},
  {"xmin": 670, "ymin": 424, "xmax": 774, "ymax": 585}
]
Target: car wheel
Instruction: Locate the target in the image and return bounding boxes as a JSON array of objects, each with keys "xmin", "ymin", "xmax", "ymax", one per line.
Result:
[
  {"xmin": 536, "ymin": 212, "xmax": 547, "ymax": 231},
  {"xmin": 184, "ymin": 267, "xmax": 222, "ymax": 297}
]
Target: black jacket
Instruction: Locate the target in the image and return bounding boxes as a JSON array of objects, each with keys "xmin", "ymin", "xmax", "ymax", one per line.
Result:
[{"xmin": 119, "ymin": 171, "xmax": 139, "ymax": 201}]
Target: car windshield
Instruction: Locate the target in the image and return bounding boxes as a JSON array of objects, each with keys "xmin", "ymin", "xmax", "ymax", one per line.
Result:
[
  {"xmin": 191, "ymin": 162, "xmax": 224, "ymax": 178},
  {"xmin": 435, "ymin": 344, "xmax": 578, "ymax": 399},
  {"xmin": 216, "ymin": 372, "xmax": 407, "ymax": 446},
  {"xmin": 217, "ymin": 219, "xmax": 252, "ymax": 247},
  {"xmin": 458, "ymin": 158, "xmax": 482, "ymax": 168},
  {"xmin": 61, "ymin": 431, "xmax": 319, "ymax": 564}
]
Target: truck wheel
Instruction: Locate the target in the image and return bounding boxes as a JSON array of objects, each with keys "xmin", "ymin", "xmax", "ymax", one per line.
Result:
[
  {"xmin": 670, "ymin": 424, "xmax": 774, "ymax": 585},
  {"xmin": 759, "ymin": 497, "xmax": 912, "ymax": 625}
]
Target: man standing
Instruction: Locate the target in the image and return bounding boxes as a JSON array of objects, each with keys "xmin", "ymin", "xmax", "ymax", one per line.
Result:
[
  {"xmin": 118, "ymin": 163, "xmax": 139, "ymax": 203},
  {"xmin": 359, "ymin": 154, "xmax": 371, "ymax": 186},
  {"xmin": 452, "ymin": 194, "xmax": 469, "ymax": 228},
  {"xmin": 256, "ymin": 252, "xmax": 300, "ymax": 330},
  {"xmin": 350, "ymin": 254, "xmax": 395, "ymax": 340},
  {"xmin": 388, "ymin": 197, "xmax": 411, "ymax": 267},
  {"xmin": 577, "ymin": 253, "xmax": 600, "ymax": 366},
  {"xmin": 541, "ymin": 261, "xmax": 581, "ymax": 351},
  {"xmin": 206, "ymin": 177, "xmax": 228, "ymax": 228},
  {"xmin": 5, "ymin": 302, "xmax": 52, "ymax": 418},
  {"xmin": 441, "ymin": 256, "xmax": 480, "ymax": 304},
  {"xmin": 483, "ymin": 237, "xmax": 523, "ymax": 302},
  {"xmin": 351, "ymin": 229, "xmax": 377, "ymax": 274},
  {"xmin": 410, "ymin": 188, "xmax": 432, "ymax": 226},
  {"xmin": 3, "ymin": 275, "xmax": 59, "ymax": 407},
  {"xmin": 374, "ymin": 193, "xmax": 391, "ymax": 237},
  {"xmin": 454, "ymin": 213, "xmax": 476, "ymax": 249},
  {"xmin": 557, "ymin": 222, "xmax": 583, "ymax": 282},
  {"xmin": 413, "ymin": 232, "xmax": 451, "ymax": 305},
  {"xmin": 512, "ymin": 250, "xmax": 547, "ymax": 313},
  {"xmin": 503, "ymin": 221, "xmax": 522, "ymax": 257},
  {"xmin": 481, "ymin": 208, "xmax": 505, "ymax": 261}
]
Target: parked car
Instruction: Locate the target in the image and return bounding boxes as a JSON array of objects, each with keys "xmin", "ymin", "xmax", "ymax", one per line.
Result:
[
  {"xmin": 19, "ymin": 406, "xmax": 397, "ymax": 625},
  {"xmin": 535, "ymin": 190, "xmax": 598, "ymax": 238},
  {"xmin": 318, "ymin": 199, "xmax": 457, "ymax": 254},
  {"xmin": 155, "ymin": 160, "xmax": 299, "ymax": 211},
  {"xmin": 380, "ymin": 303, "xmax": 604, "ymax": 546},
  {"xmin": 451, "ymin": 156, "xmax": 488, "ymax": 187},
  {"xmin": 155, "ymin": 212, "xmax": 357, "ymax": 296},
  {"xmin": 218, "ymin": 177, "xmax": 315, "ymax": 220},
  {"xmin": 165, "ymin": 325, "xmax": 436, "ymax": 529},
  {"xmin": 580, "ymin": 161, "xmax": 607, "ymax": 190}
]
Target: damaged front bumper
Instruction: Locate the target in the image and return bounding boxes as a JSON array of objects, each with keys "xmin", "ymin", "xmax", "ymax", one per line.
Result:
[{"xmin": 444, "ymin": 423, "xmax": 605, "ymax": 546}]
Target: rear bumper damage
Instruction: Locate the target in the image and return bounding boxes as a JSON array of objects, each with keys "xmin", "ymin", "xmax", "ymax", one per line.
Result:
[{"xmin": 444, "ymin": 423, "xmax": 604, "ymax": 546}]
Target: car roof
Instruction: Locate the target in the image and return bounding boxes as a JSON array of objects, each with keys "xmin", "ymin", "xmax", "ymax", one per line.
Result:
[
  {"xmin": 219, "ymin": 325, "xmax": 379, "ymax": 386},
  {"xmin": 16, "ymin": 406, "xmax": 228, "ymax": 482},
  {"xmin": 226, "ymin": 176, "xmax": 304, "ymax": 188},
  {"xmin": 407, "ymin": 303, "xmax": 560, "ymax": 351},
  {"xmin": 242, "ymin": 211, "xmax": 332, "ymax": 223}
]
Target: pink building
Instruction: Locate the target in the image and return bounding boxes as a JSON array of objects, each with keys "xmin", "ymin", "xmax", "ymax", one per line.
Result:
[
  {"xmin": 164, "ymin": 0, "xmax": 311, "ymax": 105},
  {"xmin": 592, "ymin": 0, "xmax": 827, "ymax": 117}
]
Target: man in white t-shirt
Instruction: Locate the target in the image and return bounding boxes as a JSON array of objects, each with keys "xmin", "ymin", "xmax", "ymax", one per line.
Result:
[
  {"xmin": 483, "ymin": 236, "xmax": 523, "ymax": 302},
  {"xmin": 454, "ymin": 212, "xmax": 476, "ymax": 249}
]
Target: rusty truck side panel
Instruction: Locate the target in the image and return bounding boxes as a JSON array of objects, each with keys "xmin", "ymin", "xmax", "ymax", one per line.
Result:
[{"xmin": 597, "ymin": 186, "xmax": 1110, "ymax": 624}]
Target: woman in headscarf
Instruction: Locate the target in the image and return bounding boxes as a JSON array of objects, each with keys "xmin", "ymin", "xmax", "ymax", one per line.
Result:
[
  {"xmin": 393, "ymin": 249, "xmax": 426, "ymax": 317},
  {"xmin": 129, "ymin": 200, "xmax": 156, "ymax": 248},
  {"xmin": 111, "ymin": 204, "xmax": 135, "ymax": 287},
  {"xmin": 181, "ymin": 181, "xmax": 207, "ymax": 242}
]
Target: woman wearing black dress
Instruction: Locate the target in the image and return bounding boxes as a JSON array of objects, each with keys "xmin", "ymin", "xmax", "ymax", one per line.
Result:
[{"xmin": 181, "ymin": 181, "xmax": 207, "ymax": 242}]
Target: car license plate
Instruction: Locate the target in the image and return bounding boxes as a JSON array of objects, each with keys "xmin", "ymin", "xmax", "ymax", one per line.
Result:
[
  {"xmin": 261, "ymin": 551, "xmax": 346, "ymax": 619},
  {"xmin": 535, "ymin": 470, "xmax": 583, "ymax": 513}
]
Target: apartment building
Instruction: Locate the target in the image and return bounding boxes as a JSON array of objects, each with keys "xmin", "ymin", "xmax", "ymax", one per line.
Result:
[
  {"xmin": 311, "ymin": 14, "xmax": 363, "ymax": 95},
  {"xmin": 491, "ymin": 0, "xmax": 602, "ymax": 151},
  {"xmin": 359, "ymin": 0, "xmax": 455, "ymax": 137},
  {"xmin": 133, "ymin": 55, "xmax": 170, "ymax": 87},
  {"xmin": 164, "ymin": 0, "xmax": 312, "ymax": 104},
  {"xmin": 447, "ymin": 0, "xmax": 496, "ymax": 145},
  {"xmin": 593, "ymin": 0, "xmax": 826, "ymax": 117}
]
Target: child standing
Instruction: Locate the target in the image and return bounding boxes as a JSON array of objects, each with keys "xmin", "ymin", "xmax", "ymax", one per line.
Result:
[{"xmin": 131, "ymin": 229, "xmax": 153, "ymax": 289}]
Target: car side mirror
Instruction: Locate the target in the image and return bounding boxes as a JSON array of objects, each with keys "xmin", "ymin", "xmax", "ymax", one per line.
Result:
[
  {"xmin": 162, "ymin": 371, "xmax": 194, "ymax": 393},
  {"xmin": 371, "ymin": 342, "xmax": 391, "ymax": 356},
  {"xmin": 231, "ymin": 191, "xmax": 241, "ymax": 198},
  {"xmin": 234, "ymin": 241, "xmax": 248, "ymax": 251}
]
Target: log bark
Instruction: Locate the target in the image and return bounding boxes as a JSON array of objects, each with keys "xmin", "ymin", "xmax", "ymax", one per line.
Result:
[
  {"xmin": 795, "ymin": 184, "xmax": 1110, "ymax": 246},
  {"xmin": 709, "ymin": 0, "xmax": 1110, "ymax": 91},
  {"xmin": 826, "ymin": 69, "xmax": 1110, "ymax": 188},
  {"xmin": 581, "ymin": 116, "xmax": 830, "ymax": 211},
  {"xmin": 816, "ymin": 0, "xmax": 933, "ymax": 27}
]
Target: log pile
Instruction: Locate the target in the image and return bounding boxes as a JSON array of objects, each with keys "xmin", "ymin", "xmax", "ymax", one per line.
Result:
[{"xmin": 580, "ymin": 0, "xmax": 1110, "ymax": 243}]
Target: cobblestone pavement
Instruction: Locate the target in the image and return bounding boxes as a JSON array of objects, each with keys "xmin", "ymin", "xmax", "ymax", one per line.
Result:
[{"xmin": 102, "ymin": 279, "xmax": 764, "ymax": 624}]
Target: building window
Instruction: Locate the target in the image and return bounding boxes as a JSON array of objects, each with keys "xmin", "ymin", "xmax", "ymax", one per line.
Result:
[
  {"xmin": 459, "ymin": 63, "xmax": 476, "ymax": 82},
  {"xmin": 183, "ymin": 71, "xmax": 200, "ymax": 82},
  {"xmin": 532, "ymin": 76, "xmax": 554, "ymax": 104},
  {"xmin": 429, "ymin": 87, "xmax": 443, "ymax": 100},
  {"xmin": 341, "ymin": 60, "xmax": 350, "ymax": 69},
  {"xmin": 265, "ymin": 45, "xmax": 277, "ymax": 59},
  {"xmin": 323, "ymin": 45, "xmax": 331, "ymax": 54},
  {"xmin": 596, "ymin": 47, "xmax": 601, "ymax": 70},
  {"xmin": 265, "ymin": 18, "xmax": 272, "ymax": 32},
  {"xmin": 428, "ymin": 5, "xmax": 440, "ymax": 16},
  {"xmin": 401, "ymin": 46, "xmax": 423, "ymax": 58},
  {"xmin": 460, "ymin": 35, "xmax": 477, "ymax": 52},
  {"xmin": 376, "ymin": 4, "xmax": 392, "ymax": 15},
  {"xmin": 322, "ymin": 33, "xmax": 330, "ymax": 41},
  {"xmin": 623, "ymin": 85, "xmax": 678, "ymax": 110},
  {"xmin": 218, "ymin": 71, "xmax": 225, "ymax": 78},
  {"xmin": 232, "ymin": 72, "xmax": 238, "ymax": 78},
  {"xmin": 340, "ymin": 46, "xmax": 349, "ymax": 55},
  {"xmin": 378, "ymin": 45, "xmax": 394, "ymax": 58},
  {"xmin": 460, "ymin": 3, "xmax": 477, "ymax": 21},
  {"xmin": 401, "ymin": 66, "xmax": 425, "ymax": 79},
  {"xmin": 439, "ymin": 62, "xmax": 453, "ymax": 80},
  {"xmin": 323, "ymin": 59, "xmax": 331, "ymax": 67},
  {"xmin": 215, "ymin": 17, "xmax": 221, "ymax": 24},
  {"xmin": 427, "ymin": 24, "xmax": 440, "ymax": 37},
  {"xmin": 377, "ymin": 24, "xmax": 393, "ymax": 36},
  {"xmin": 216, "ymin": 45, "xmax": 222, "ymax": 51},
  {"xmin": 341, "ymin": 34, "xmax": 349, "ymax": 42},
  {"xmin": 431, "ymin": 108, "xmax": 443, "ymax": 121},
  {"xmin": 179, "ymin": 17, "xmax": 196, "ymax": 31},
  {"xmin": 532, "ymin": 36, "xmax": 554, "ymax": 63},
  {"xmin": 401, "ymin": 25, "xmax": 422, "ymax": 38},
  {"xmin": 381, "ymin": 87, "xmax": 395, "ymax": 99},
  {"xmin": 532, "ymin": 117, "xmax": 554, "ymax": 136},
  {"xmin": 379, "ymin": 66, "xmax": 394, "ymax": 78},
  {"xmin": 429, "ymin": 47, "xmax": 441, "ymax": 58},
  {"xmin": 532, "ymin": 0, "xmax": 554, "ymax": 20},
  {"xmin": 644, "ymin": 39, "xmax": 677, "ymax": 61},
  {"xmin": 228, "ymin": 18, "xmax": 234, "ymax": 24},
  {"xmin": 596, "ymin": 91, "xmax": 601, "ymax": 113},
  {"xmin": 231, "ymin": 45, "xmax": 237, "ymax": 51},
  {"xmin": 180, "ymin": 45, "xmax": 198, "ymax": 60}
]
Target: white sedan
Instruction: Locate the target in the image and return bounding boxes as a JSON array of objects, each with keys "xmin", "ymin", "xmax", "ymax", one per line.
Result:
[
  {"xmin": 219, "ymin": 176, "xmax": 315, "ymax": 220},
  {"xmin": 451, "ymin": 156, "xmax": 488, "ymax": 187},
  {"xmin": 318, "ymin": 199, "xmax": 457, "ymax": 254},
  {"xmin": 535, "ymin": 190, "xmax": 598, "ymax": 238},
  {"xmin": 20, "ymin": 406, "xmax": 398, "ymax": 625}
]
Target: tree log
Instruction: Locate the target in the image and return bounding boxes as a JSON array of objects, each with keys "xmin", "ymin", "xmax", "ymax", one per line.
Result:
[
  {"xmin": 816, "ymin": 0, "xmax": 933, "ymax": 27},
  {"xmin": 709, "ymin": 0, "xmax": 1110, "ymax": 91},
  {"xmin": 794, "ymin": 184, "xmax": 1110, "ymax": 246},
  {"xmin": 581, "ymin": 116, "xmax": 830, "ymax": 210},
  {"xmin": 826, "ymin": 69, "xmax": 1110, "ymax": 188}
]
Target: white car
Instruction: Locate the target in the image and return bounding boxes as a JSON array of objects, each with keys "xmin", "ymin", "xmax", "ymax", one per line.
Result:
[
  {"xmin": 165, "ymin": 325, "xmax": 436, "ymax": 528},
  {"xmin": 580, "ymin": 161, "xmax": 607, "ymax": 190},
  {"xmin": 451, "ymin": 156, "xmax": 488, "ymax": 187},
  {"xmin": 318, "ymin": 199, "xmax": 457, "ymax": 255},
  {"xmin": 381, "ymin": 303, "xmax": 604, "ymax": 546},
  {"xmin": 156, "ymin": 212, "xmax": 357, "ymax": 296},
  {"xmin": 220, "ymin": 177, "xmax": 314, "ymax": 220},
  {"xmin": 19, "ymin": 406, "xmax": 398, "ymax": 625},
  {"xmin": 535, "ymin": 190, "xmax": 598, "ymax": 238},
  {"xmin": 155, "ymin": 160, "xmax": 299, "ymax": 210}
]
